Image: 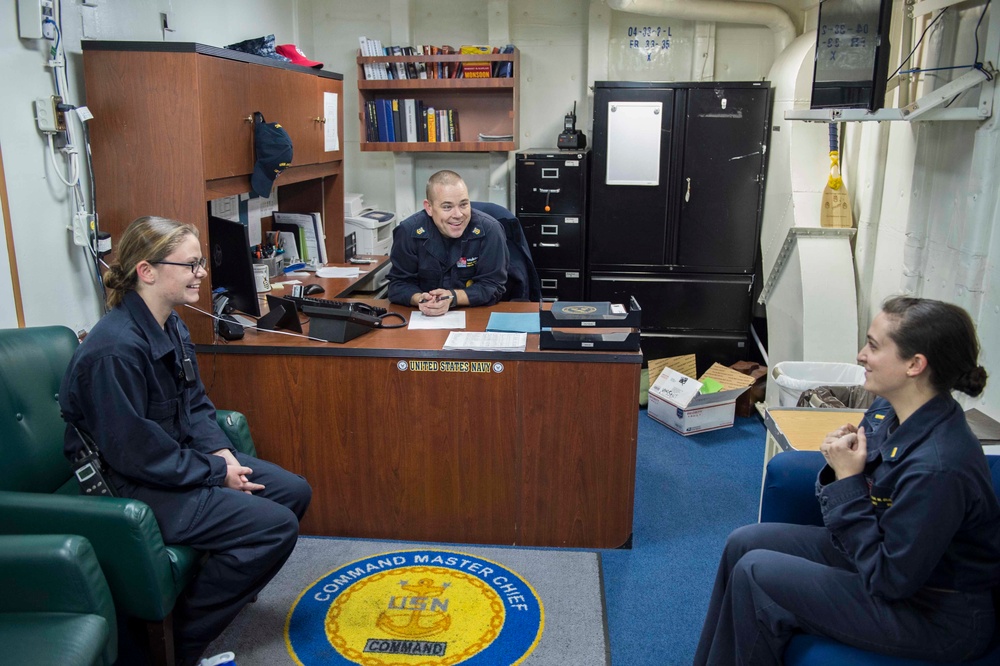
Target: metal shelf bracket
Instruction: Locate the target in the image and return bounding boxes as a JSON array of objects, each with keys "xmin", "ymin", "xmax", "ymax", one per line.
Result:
[{"xmin": 758, "ymin": 227, "xmax": 856, "ymax": 305}]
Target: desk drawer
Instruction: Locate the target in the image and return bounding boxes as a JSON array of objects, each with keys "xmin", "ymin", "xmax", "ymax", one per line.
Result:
[
  {"xmin": 520, "ymin": 214, "xmax": 584, "ymax": 269},
  {"xmin": 587, "ymin": 273, "xmax": 753, "ymax": 332},
  {"xmin": 538, "ymin": 269, "xmax": 584, "ymax": 301},
  {"xmin": 515, "ymin": 152, "xmax": 588, "ymax": 215}
]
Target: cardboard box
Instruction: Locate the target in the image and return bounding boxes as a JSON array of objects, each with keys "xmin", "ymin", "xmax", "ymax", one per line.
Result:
[{"xmin": 647, "ymin": 355, "xmax": 756, "ymax": 435}]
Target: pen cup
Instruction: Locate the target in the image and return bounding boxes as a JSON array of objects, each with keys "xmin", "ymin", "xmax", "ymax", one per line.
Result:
[
  {"xmin": 254, "ymin": 256, "xmax": 281, "ymax": 278},
  {"xmin": 253, "ymin": 264, "xmax": 271, "ymax": 293}
]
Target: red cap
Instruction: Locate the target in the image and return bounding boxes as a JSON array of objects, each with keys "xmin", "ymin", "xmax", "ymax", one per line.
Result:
[{"xmin": 276, "ymin": 44, "xmax": 323, "ymax": 68}]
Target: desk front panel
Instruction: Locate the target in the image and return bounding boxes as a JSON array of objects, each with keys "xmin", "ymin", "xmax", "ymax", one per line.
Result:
[
  {"xmin": 520, "ymin": 359, "xmax": 638, "ymax": 547},
  {"xmin": 203, "ymin": 352, "xmax": 520, "ymax": 544},
  {"xmin": 199, "ymin": 312, "xmax": 640, "ymax": 548}
]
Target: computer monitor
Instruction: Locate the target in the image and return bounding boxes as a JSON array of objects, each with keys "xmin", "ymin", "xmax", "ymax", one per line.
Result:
[
  {"xmin": 810, "ymin": 0, "xmax": 893, "ymax": 111},
  {"xmin": 208, "ymin": 216, "xmax": 260, "ymax": 317}
]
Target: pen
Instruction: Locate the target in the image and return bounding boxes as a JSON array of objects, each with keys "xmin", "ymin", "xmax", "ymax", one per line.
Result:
[{"xmin": 419, "ymin": 294, "xmax": 454, "ymax": 304}]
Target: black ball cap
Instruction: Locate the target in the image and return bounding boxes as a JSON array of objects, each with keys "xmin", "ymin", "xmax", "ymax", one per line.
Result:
[{"xmin": 251, "ymin": 112, "xmax": 294, "ymax": 199}]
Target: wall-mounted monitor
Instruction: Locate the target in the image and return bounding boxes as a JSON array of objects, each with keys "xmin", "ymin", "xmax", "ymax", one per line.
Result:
[
  {"xmin": 208, "ymin": 215, "xmax": 260, "ymax": 317},
  {"xmin": 811, "ymin": 0, "xmax": 893, "ymax": 111}
]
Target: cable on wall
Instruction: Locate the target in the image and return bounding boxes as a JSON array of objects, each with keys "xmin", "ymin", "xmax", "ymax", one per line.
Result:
[{"xmin": 38, "ymin": 0, "xmax": 107, "ymax": 310}]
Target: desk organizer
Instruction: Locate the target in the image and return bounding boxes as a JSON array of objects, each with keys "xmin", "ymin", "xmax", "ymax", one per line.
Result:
[{"xmin": 539, "ymin": 297, "xmax": 641, "ymax": 350}]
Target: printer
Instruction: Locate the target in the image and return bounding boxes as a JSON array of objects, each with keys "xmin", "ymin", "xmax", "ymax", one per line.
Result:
[{"xmin": 344, "ymin": 208, "xmax": 396, "ymax": 257}]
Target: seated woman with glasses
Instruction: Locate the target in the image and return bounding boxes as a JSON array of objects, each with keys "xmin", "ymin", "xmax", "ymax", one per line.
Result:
[{"xmin": 59, "ymin": 216, "xmax": 312, "ymax": 666}]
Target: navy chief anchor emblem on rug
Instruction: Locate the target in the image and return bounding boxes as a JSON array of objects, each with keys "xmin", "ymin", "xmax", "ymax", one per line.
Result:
[{"xmin": 286, "ymin": 549, "xmax": 544, "ymax": 665}]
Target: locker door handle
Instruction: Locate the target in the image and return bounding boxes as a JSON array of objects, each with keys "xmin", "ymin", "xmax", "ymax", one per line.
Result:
[
  {"xmin": 538, "ymin": 242, "xmax": 560, "ymax": 248},
  {"xmin": 685, "ymin": 177, "xmax": 691, "ymax": 203}
]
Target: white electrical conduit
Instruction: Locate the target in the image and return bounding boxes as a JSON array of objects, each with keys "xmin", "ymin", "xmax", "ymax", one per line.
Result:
[{"xmin": 606, "ymin": 0, "xmax": 796, "ymax": 54}]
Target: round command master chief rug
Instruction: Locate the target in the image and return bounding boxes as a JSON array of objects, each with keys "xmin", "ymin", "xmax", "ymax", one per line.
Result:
[{"xmin": 286, "ymin": 549, "xmax": 544, "ymax": 665}]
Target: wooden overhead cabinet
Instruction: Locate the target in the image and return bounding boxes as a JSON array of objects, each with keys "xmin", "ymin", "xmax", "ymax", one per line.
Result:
[{"xmin": 83, "ymin": 42, "xmax": 345, "ymax": 343}]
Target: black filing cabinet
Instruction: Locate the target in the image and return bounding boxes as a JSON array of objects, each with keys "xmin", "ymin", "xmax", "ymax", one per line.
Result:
[
  {"xmin": 588, "ymin": 81, "xmax": 771, "ymax": 370},
  {"xmin": 515, "ymin": 149, "xmax": 589, "ymax": 301}
]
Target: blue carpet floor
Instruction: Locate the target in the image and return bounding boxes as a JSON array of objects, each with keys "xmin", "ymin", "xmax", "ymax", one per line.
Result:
[{"xmin": 602, "ymin": 409, "xmax": 766, "ymax": 665}]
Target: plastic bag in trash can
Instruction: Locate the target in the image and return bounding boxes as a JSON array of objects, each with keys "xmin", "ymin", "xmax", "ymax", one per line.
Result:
[
  {"xmin": 797, "ymin": 385, "xmax": 875, "ymax": 410},
  {"xmin": 772, "ymin": 362, "xmax": 866, "ymax": 407}
]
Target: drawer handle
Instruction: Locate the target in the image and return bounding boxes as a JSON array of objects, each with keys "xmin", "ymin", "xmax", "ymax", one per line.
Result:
[
  {"xmin": 314, "ymin": 117, "xmax": 327, "ymax": 124},
  {"xmin": 541, "ymin": 225, "xmax": 558, "ymax": 235},
  {"xmin": 538, "ymin": 242, "xmax": 560, "ymax": 248},
  {"xmin": 538, "ymin": 188, "xmax": 560, "ymax": 212},
  {"xmin": 541, "ymin": 279, "xmax": 559, "ymax": 289}
]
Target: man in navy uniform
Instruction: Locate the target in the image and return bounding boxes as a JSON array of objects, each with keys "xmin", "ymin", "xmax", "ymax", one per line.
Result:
[{"xmin": 387, "ymin": 170, "xmax": 508, "ymax": 316}]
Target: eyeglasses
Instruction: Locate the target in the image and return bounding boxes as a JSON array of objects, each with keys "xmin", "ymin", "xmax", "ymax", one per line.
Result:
[{"xmin": 151, "ymin": 257, "xmax": 208, "ymax": 274}]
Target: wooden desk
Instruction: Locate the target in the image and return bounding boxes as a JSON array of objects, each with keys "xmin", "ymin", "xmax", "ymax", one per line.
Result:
[
  {"xmin": 196, "ymin": 301, "xmax": 641, "ymax": 549},
  {"xmin": 267, "ymin": 255, "xmax": 389, "ymax": 301}
]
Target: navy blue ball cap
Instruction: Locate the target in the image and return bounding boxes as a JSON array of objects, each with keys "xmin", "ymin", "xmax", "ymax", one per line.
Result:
[{"xmin": 251, "ymin": 112, "xmax": 294, "ymax": 199}]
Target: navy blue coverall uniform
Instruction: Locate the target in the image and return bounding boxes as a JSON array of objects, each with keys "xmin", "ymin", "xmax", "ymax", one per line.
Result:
[
  {"xmin": 386, "ymin": 208, "xmax": 509, "ymax": 307},
  {"xmin": 695, "ymin": 394, "xmax": 1000, "ymax": 665},
  {"xmin": 59, "ymin": 291, "xmax": 312, "ymax": 662}
]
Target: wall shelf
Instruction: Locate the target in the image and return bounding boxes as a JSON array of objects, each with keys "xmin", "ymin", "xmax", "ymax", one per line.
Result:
[{"xmin": 357, "ymin": 49, "xmax": 519, "ymax": 152}]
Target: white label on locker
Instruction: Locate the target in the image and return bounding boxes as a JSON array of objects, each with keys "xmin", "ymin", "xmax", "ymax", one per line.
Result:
[
  {"xmin": 566, "ymin": 160, "xmax": 579, "ymax": 167},
  {"xmin": 541, "ymin": 225, "xmax": 558, "ymax": 235},
  {"xmin": 542, "ymin": 168, "xmax": 559, "ymax": 178},
  {"xmin": 565, "ymin": 217, "xmax": 579, "ymax": 224},
  {"xmin": 566, "ymin": 272, "xmax": 580, "ymax": 278}
]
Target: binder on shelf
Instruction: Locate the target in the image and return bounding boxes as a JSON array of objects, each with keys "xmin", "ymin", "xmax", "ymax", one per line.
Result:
[
  {"xmin": 538, "ymin": 297, "xmax": 641, "ymax": 328},
  {"xmin": 375, "ymin": 100, "xmax": 390, "ymax": 142}
]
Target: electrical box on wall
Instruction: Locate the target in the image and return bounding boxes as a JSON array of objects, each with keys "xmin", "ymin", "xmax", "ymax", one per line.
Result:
[
  {"xmin": 18, "ymin": 0, "xmax": 55, "ymax": 40},
  {"xmin": 34, "ymin": 96, "xmax": 66, "ymax": 133}
]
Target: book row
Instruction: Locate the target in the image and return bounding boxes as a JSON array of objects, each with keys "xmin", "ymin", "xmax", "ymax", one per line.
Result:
[
  {"xmin": 358, "ymin": 37, "xmax": 515, "ymax": 80},
  {"xmin": 364, "ymin": 99, "xmax": 459, "ymax": 143}
]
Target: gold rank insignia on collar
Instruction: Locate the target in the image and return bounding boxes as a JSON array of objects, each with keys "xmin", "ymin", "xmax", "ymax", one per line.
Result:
[
  {"xmin": 416, "ymin": 227, "xmax": 425, "ymax": 235},
  {"xmin": 472, "ymin": 227, "xmax": 482, "ymax": 235}
]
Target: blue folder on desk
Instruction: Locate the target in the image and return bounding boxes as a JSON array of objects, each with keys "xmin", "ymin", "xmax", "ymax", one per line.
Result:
[{"xmin": 487, "ymin": 312, "xmax": 540, "ymax": 334}]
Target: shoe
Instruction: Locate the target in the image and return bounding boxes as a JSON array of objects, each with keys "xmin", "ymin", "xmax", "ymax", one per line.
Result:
[{"xmin": 198, "ymin": 652, "xmax": 236, "ymax": 666}]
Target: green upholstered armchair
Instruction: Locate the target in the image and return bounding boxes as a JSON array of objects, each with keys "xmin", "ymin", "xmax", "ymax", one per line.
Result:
[
  {"xmin": 0, "ymin": 534, "xmax": 117, "ymax": 666},
  {"xmin": 0, "ymin": 325, "xmax": 257, "ymax": 665}
]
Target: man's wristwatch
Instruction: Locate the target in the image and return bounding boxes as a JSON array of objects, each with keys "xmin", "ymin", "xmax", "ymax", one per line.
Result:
[{"xmin": 449, "ymin": 289, "xmax": 458, "ymax": 307}]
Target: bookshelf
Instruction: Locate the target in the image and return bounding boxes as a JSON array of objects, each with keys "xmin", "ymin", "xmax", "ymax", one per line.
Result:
[{"xmin": 357, "ymin": 50, "xmax": 519, "ymax": 152}]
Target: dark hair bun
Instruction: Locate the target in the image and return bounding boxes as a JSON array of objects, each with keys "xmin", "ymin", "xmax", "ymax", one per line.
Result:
[{"xmin": 954, "ymin": 366, "xmax": 988, "ymax": 397}]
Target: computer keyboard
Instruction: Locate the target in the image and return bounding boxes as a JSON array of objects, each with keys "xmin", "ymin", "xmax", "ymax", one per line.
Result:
[{"xmin": 285, "ymin": 295, "xmax": 387, "ymax": 318}]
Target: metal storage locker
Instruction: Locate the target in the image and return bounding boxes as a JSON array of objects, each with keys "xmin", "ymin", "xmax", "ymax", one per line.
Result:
[{"xmin": 588, "ymin": 82, "xmax": 771, "ymax": 370}]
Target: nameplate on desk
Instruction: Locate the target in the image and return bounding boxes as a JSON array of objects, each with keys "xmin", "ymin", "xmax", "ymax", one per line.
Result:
[{"xmin": 395, "ymin": 359, "xmax": 504, "ymax": 374}]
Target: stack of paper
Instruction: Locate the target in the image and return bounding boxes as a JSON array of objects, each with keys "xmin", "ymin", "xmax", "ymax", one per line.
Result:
[
  {"xmin": 442, "ymin": 332, "xmax": 526, "ymax": 352},
  {"xmin": 478, "ymin": 133, "xmax": 514, "ymax": 142}
]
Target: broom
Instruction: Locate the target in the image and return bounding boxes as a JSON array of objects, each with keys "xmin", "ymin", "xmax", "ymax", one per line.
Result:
[{"xmin": 820, "ymin": 122, "xmax": 854, "ymax": 228}]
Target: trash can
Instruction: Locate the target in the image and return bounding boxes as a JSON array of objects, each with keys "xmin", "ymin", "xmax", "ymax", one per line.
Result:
[{"xmin": 772, "ymin": 362, "xmax": 866, "ymax": 407}]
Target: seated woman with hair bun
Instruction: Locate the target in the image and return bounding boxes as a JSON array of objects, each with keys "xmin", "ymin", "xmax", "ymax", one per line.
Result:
[{"xmin": 695, "ymin": 296, "xmax": 1000, "ymax": 665}]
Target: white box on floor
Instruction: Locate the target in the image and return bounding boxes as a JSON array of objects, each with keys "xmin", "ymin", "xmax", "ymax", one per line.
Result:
[{"xmin": 647, "ymin": 358, "xmax": 755, "ymax": 436}]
